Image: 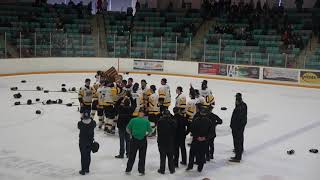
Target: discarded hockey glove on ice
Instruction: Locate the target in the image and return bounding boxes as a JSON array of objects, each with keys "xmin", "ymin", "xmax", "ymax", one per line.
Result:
[
  {"xmin": 13, "ymin": 93, "xmax": 22, "ymax": 99},
  {"xmin": 287, "ymin": 149, "xmax": 295, "ymax": 155},
  {"xmin": 221, "ymin": 107, "xmax": 227, "ymax": 110},
  {"xmin": 309, "ymin": 149, "xmax": 318, "ymax": 153}
]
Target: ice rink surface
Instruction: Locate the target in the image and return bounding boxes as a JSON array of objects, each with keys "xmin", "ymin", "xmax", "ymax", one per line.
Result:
[{"xmin": 0, "ymin": 73, "xmax": 319, "ymax": 180}]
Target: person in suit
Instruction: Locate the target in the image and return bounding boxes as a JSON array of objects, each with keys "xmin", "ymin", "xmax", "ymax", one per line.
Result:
[
  {"xmin": 157, "ymin": 110, "xmax": 177, "ymax": 174},
  {"xmin": 229, "ymin": 93, "xmax": 247, "ymax": 163},
  {"xmin": 78, "ymin": 112, "xmax": 96, "ymax": 175}
]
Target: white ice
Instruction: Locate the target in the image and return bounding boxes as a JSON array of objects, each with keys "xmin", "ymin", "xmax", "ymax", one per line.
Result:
[{"xmin": 0, "ymin": 73, "xmax": 319, "ymax": 180}]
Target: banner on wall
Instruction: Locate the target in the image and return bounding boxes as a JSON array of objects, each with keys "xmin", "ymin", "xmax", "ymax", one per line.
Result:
[
  {"xmin": 263, "ymin": 67, "xmax": 299, "ymax": 82},
  {"xmin": 133, "ymin": 60, "xmax": 164, "ymax": 71},
  {"xmin": 198, "ymin": 63, "xmax": 227, "ymax": 76},
  {"xmin": 226, "ymin": 65, "xmax": 260, "ymax": 79},
  {"xmin": 300, "ymin": 71, "xmax": 320, "ymax": 84}
]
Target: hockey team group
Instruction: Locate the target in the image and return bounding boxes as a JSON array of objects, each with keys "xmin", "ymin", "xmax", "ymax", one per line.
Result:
[{"xmin": 77, "ymin": 71, "xmax": 247, "ymax": 176}]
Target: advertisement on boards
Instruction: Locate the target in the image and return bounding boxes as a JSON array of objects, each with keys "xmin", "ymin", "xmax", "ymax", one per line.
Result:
[
  {"xmin": 133, "ymin": 60, "xmax": 164, "ymax": 71},
  {"xmin": 263, "ymin": 67, "xmax": 299, "ymax": 82},
  {"xmin": 300, "ymin": 71, "xmax": 320, "ymax": 84},
  {"xmin": 227, "ymin": 65, "xmax": 260, "ymax": 79},
  {"xmin": 198, "ymin": 63, "xmax": 227, "ymax": 76}
]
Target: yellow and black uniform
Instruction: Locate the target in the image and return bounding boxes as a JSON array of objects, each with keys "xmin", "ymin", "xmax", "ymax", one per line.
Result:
[
  {"xmin": 158, "ymin": 84, "xmax": 171, "ymax": 112},
  {"xmin": 96, "ymin": 85, "xmax": 117, "ymax": 131},
  {"xmin": 200, "ymin": 89, "xmax": 215, "ymax": 109},
  {"xmin": 148, "ymin": 92, "xmax": 160, "ymax": 135},
  {"xmin": 131, "ymin": 90, "xmax": 143, "ymax": 117},
  {"xmin": 185, "ymin": 98, "xmax": 198, "ymax": 122},
  {"xmin": 143, "ymin": 87, "xmax": 152, "ymax": 114},
  {"xmin": 78, "ymin": 85, "xmax": 96, "ymax": 114},
  {"xmin": 113, "ymin": 84, "xmax": 125, "ymax": 105},
  {"xmin": 175, "ymin": 93, "xmax": 186, "ymax": 115},
  {"xmin": 91, "ymin": 82, "xmax": 101, "ymax": 118}
]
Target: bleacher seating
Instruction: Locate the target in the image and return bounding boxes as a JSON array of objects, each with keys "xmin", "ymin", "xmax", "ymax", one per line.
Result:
[
  {"xmin": 199, "ymin": 7, "xmax": 314, "ymax": 67},
  {"xmin": 0, "ymin": 3, "xmax": 95, "ymax": 57},
  {"xmin": 306, "ymin": 47, "xmax": 320, "ymax": 70},
  {"xmin": 104, "ymin": 9, "xmax": 202, "ymax": 59},
  {"xmin": 0, "ymin": 2, "xmax": 319, "ymax": 71}
]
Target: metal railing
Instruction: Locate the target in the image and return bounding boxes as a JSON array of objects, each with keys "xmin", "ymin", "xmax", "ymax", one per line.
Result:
[{"xmin": 0, "ymin": 32, "xmax": 318, "ymax": 70}]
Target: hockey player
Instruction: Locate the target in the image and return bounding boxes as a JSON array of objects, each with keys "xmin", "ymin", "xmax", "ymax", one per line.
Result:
[
  {"xmin": 124, "ymin": 78, "xmax": 134, "ymax": 92},
  {"xmin": 96, "ymin": 81, "xmax": 117, "ymax": 133},
  {"xmin": 175, "ymin": 86, "xmax": 186, "ymax": 115},
  {"xmin": 78, "ymin": 78, "xmax": 96, "ymax": 118},
  {"xmin": 195, "ymin": 89, "xmax": 205, "ymax": 106},
  {"xmin": 131, "ymin": 83, "xmax": 143, "ymax": 117},
  {"xmin": 91, "ymin": 76, "xmax": 102, "ymax": 119},
  {"xmin": 158, "ymin": 78, "xmax": 171, "ymax": 113},
  {"xmin": 148, "ymin": 85, "xmax": 160, "ymax": 136},
  {"xmin": 110, "ymin": 82, "xmax": 125, "ymax": 134},
  {"xmin": 121, "ymin": 80, "xmax": 128, "ymax": 90},
  {"xmin": 140, "ymin": 79, "xmax": 150, "ymax": 114},
  {"xmin": 199, "ymin": 80, "xmax": 215, "ymax": 109},
  {"xmin": 94, "ymin": 71, "xmax": 103, "ymax": 84},
  {"xmin": 185, "ymin": 89, "xmax": 198, "ymax": 122}
]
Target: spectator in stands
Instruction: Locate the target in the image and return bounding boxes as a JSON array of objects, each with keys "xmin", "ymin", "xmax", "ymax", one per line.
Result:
[
  {"xmin": 76, "ymin": 2, "xmax": 84, "ymax": 18},
  {"xmin": 103, "ymin": 0, "xmax": 109, "ymax": 12},
  {"xmin": 135, "ymin": 1, "xmax": 141, "ymax": 11},
  {"xmin": 218, "ymin": 0, "xmax": 225, "ymax": 17},
  {"xmin": 56, "ymin": 16, "xmax": 65, "ymax": 32},
  {"xmin": 168, "ymin": 1, "xmax": 173, "ymax": 12},
  {"xmin": 87, "ymin": 1, "xmax": 93, "ymax": 14},
  {"xmin": 97, "ymin": 0, "xmax": 102, "ymax": 13},
  {"xmin": 256, "ymin": 0, "xmax": 262, "ymax": 13},
  {"xmin": 263, "ymin": 1, "xmax": 269, "ymax": 12},
  {"xmin": 295, "ymin": 0, "xmax": 303, "ymax": 12},
  {"xmin": 68, "ymin": 0, "xmax": 75, "ymax": 7},
  {"xmin": 315, "ymin": 0, "xmax": 320, "ymax": 8}
]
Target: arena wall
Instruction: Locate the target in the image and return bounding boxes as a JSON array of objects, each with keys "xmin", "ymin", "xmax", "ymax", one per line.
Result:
[{"xmin": 0, "ymin": 57, "xmax": 319, "ymax": 89}]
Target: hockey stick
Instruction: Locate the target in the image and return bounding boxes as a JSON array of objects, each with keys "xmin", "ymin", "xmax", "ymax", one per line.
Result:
[{"xmin": 12, "ymin": 102, "xmax": 42, "ymax": 107}]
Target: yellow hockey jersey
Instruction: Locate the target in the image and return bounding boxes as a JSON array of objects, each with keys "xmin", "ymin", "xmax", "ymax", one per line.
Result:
[
  {"xmin": 175, "ymin": 94, "xmax": 186, "ymax": 109},
  {"xmin": 78, "ymin": 86, "xmax": 96, "ymax": 105},
  {"xmin": 96, "ymin": 86, "xmax": 117, "ymax": 106},
  {"xmin": 131, "ymin": 91, "xmax": 143, "ymax": 117},
  {"xmin": 148, "ymin": 93, "xmax": 160, "ymax": 115},
  {"xmin": 158, "ymin": 84, "xmax": 171, "ymax": 107},
  {"xmin": 200, "ymin": 88, "xmax": 215, "ymax": 107},
  {"xmin": 186, "ymin": 98, "xmax": 198, "ymax": 121}
]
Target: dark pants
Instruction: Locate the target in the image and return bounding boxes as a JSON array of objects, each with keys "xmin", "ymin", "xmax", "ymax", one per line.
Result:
[
  {"xmin": 187, "ymin": 140, "xmax": 207, "ymax": 171},
  {"xmin": 91, "ymin": 100, "xmax": 98, "ymax": 111},
  {"xmin": 160, "ymin": 105, "xmax": 168, "ymax": 114},
  {"xmin": 174, "ymin": 137, "xmax": 187, "ymax": 165},
  {"xmin": 80, "ymin": 104, "xmax": 91, "ymax": 114},
  {"xmin": 206, "ymin": 137, "xmax": 215, "ymax": 159},
  {"xmin": 232, "ymin": 127, "xmax": 245, "ymax": 160},
  {"xmin": 118, "ymin": 128, "xmax": 130, "ymax": 156},
  {"xmin": 148, "ymin": 114, "xmax": 160, "ymax": 135},
  {"xmin": 79, "ymin": 144, "xmax": 91, "ymax": 172},
  {"xmin": 159, "ymin": 149, "xmax": 175, "ymax": 173},
  {"xmin": 126, "ymin": 137, "xmax": 147, "ymax": 173}
]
